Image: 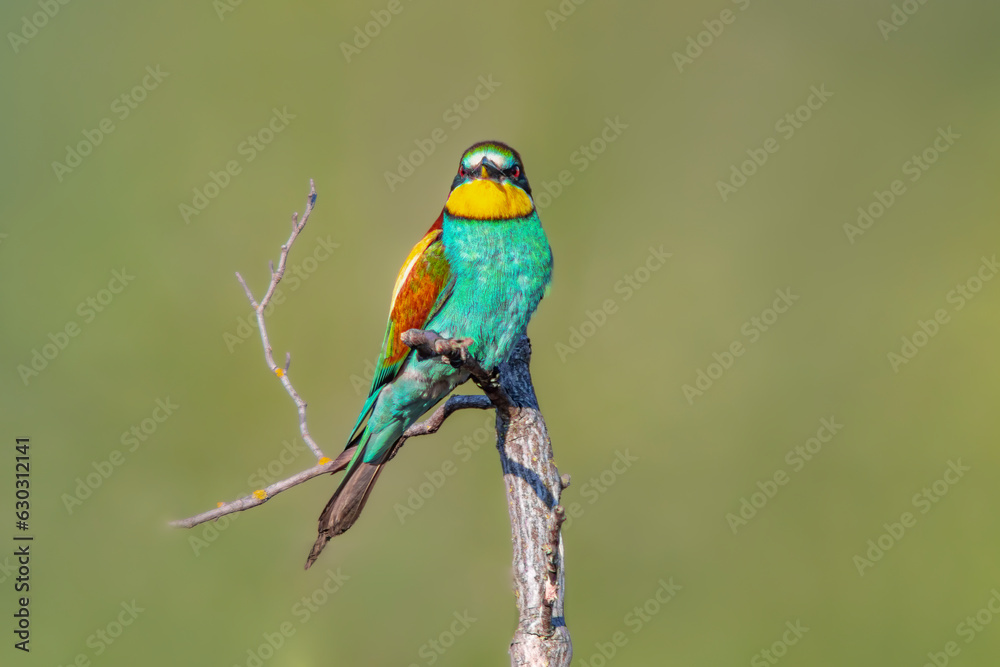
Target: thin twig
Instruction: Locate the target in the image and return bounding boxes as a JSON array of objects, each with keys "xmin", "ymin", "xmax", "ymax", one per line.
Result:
[
  {"xmin": 399, "ymin": 394, "xmax": 492, "ymax": 438},
  {"xmin": 235, "ymin": 180, "xmax": 325, "ymax": 460},
  {"xmin": 170, "ymin": 393, "xmax": 491, "ymax": 528},
  {"xmin": 170, "ymin": 456, "xmax": 347, "ymax": 529}
]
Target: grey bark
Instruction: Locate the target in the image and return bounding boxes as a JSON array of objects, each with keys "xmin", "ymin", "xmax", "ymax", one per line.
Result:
[{"xmin": 496, "ymin": 336, "xmax": 572, "ymax": 666}]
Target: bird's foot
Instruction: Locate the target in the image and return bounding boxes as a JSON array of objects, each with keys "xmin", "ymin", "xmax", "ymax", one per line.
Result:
[
  {"xmin": 431, "ymin": 336, "xmax": 474, "ymax": 367},
  {"xmin": 402, "ymin": 329, "xmax": 474, "ymax": 367},
  {"xmin": 400, "ymin": 328, "xmax": 512, "ymax": 410}
]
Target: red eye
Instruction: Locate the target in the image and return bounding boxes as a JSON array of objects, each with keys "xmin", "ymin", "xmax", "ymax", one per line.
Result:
[
  {"xmin": 511, "ymin": 166, "xmax": 520, "ymax": 178},
  {"xmin": 459, "ymin": 166, "xmax": 466, "ymax": 177}
]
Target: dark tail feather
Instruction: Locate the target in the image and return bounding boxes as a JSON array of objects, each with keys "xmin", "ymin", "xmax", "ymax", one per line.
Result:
[{"xmin": 304, "ymin": 461, "xmax": 385, "ymax": 569}]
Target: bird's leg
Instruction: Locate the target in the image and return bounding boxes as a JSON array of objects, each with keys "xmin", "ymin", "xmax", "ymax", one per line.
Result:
[
  {"xmin": 432, "ymin": 336, "xmax": 474, "ymax": 367},
  {"xmin": 401, "ymin": 329, "xmax": 472, "ymax": 366},
  {"xmin": 401, "ymin": 328, "xmax": 511, "ymax": 409}
]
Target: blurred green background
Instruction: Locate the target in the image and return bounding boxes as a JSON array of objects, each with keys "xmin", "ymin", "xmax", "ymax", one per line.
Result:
[{"xmin": 2, "ymin": 1, "xmax": 999, "ymax": 665}]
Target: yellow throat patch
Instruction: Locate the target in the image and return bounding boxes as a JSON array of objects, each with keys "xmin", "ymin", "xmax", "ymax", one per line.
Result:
[{"xmin": 445, "ymin": 180, "xmax": 534, "ymax": 220}]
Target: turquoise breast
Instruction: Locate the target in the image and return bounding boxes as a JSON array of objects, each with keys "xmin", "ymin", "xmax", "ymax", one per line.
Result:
[{"xmin": 432, "ymin": 212, "xmax": 553, "ymax": 371}]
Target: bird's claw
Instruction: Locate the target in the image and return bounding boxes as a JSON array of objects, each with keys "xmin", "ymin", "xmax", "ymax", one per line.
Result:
[
  {"xmin": 401, "ymin": 329, "xmax": 478, "ymax": 369},
  {"xmin": 432, "ymin": 336, "xmax": 473, "ymax": 367}
]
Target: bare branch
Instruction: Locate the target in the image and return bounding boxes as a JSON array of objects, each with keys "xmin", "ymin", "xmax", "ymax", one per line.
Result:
[
  {"xmin": 401, "ymin": 330, "xmax": 572, "ymax": 665},
  {"xmin": 400, "ymin": 394, "xmax": 492, "ymax": 438},
  {"xmin": 169, "ymin": 453, "xmax": 349, "ymax": 529},
  {"xmin": 170, "ymin": 393, "xmax": 490, "ymax": 529},
  {"xmin": 236, "ymin": 180, "xmax": 325, "ymax": 460},
  {"xmin": 495, "ymin": 336, "xmax": 571, "ymax": 666}
]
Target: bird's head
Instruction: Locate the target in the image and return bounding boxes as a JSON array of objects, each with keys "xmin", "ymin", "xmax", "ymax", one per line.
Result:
[{"xmin": 445, "ymin": 141, "xmax": 535, "ymax": 221}]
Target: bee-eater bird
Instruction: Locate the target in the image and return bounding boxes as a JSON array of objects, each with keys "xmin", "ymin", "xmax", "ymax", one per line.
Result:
[{"xmin": 305, "ymin": 141, "xmax": 553, "ymax": 569}]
